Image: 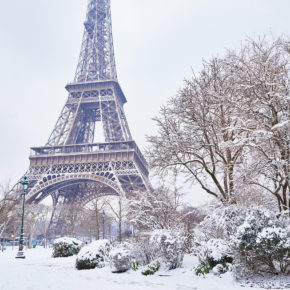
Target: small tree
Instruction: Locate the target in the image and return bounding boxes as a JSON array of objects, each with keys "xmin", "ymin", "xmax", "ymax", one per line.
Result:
[
  {"xmin": 128, "ymin": 186, "xmax": 183, "ymax": 230},
  {"xmin": 58, "ymin": 203, "xmax": 84, "ymax": 237},
  {"xmin": 106, "ymin": 195, "xmax": 128, "ymax": 242},
  {"xmin": 25, "ymin": 204, "xmax": 48, "ymax": 248},
  {"xmin": 0, "ymin": 183, "xmax": 17, "ymax": 241}
]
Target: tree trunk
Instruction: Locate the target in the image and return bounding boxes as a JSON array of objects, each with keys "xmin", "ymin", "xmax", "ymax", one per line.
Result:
[
  {"xmin": 96, "ymin": 209, "xmax": 100, "ymax": 240},
  {"xmin": 119, "ymin": 199, "xmax": 122, "ymax": 243},
  {"xmin": 118, "ymin": 219, "xmax": 122, "ymax": 243}
]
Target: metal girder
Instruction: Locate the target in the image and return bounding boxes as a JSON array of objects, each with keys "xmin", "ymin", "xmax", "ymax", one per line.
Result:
[
  {"xmin": 75, "ymin": 0, "xmax": 117, "ymax": 82},
  {"xmin": 15, "ymin": 0, "xmax": 150, "ymax": 215}
]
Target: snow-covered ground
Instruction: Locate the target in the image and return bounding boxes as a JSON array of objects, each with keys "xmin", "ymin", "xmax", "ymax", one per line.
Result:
[{"xmin": 0, "ymin": 248, "xmax": 287, "ymax": 290}]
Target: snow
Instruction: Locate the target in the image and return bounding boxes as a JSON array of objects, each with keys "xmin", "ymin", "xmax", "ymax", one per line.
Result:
[
  {"xmin": 109, "ymin": 246, "xmax": 130, "ymax": 258},
  {"xmin": 0, "ymin": 247, "xmax": 283, "ymax": 290},
  {"xmin": 204, "ymin": 239, "xmax": 231, "ymax": 262},
  {"xmin": 77, "ymin": 239, "xmax": 109, "ymax": 261},
  {"xmin": 53, "ymin": 237, "xmax": 82, "ymax": 246}
]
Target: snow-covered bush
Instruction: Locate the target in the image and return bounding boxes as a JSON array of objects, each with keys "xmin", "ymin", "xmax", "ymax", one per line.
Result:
[
  {"xmin": 197, "ymin": 238, "xmax": 233, "ymax": 269},
  {"xmin": 232, "ymin": 207, "xmax": 290, "ymax": 277},
  {"xmin": 109, "ymin": 245, "xmax": 131, "ymax": 273},
  {"xmin": 141, "ymin": 261, "xmax": 160, "ymax": 276},
  {"xmin": 121, "ymin": 230, "xmax": 185, "ymax": 270},
  {"xmin": 149, "ymin": 230, "xmax": 186, "ymax": 270},
  {"xmin": 212, "ymin": 264, "xmax": 230, "ymax": 275},
  {"xmin": 128, "ymin": 187, "xmax": 183, "ymax": 230},
  {"xmin": 76, "ymin": 239, "xmax": 110, "ymax": 270},
  {"xmin": 198, "ymin": 204, "xmax": 245, "ymax": 240},
  {"xmin": 127, "ymin": 239, "xmax": 154, "ymax": 266},
  {"xmin": 52, "ymin": 237, "xmax": 82, "ymax": 258}
]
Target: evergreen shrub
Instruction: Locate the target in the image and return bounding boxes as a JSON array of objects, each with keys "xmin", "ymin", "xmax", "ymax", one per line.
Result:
[{"xmin": 52, "ymin": 237, "xmax": 82, "ymax": 258}]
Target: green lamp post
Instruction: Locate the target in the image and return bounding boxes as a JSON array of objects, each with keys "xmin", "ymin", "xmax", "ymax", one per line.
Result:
[{"xmin": 16, "ymin": 176, "xmax": 29, "ymax": 259}]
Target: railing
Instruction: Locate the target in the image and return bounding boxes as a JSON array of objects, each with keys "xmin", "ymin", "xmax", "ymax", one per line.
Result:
[{"xmin": 30, "ymin": 141, "xmax": 148, "ymax": 168}]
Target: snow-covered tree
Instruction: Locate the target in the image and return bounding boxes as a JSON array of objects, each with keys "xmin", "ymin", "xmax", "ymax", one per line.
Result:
[
  {"xmin": 228, "ymin": 37, "xmax": 290, "ymax": 213},
  {"xmin": 147, "ymin": 36, "xmax": 289, "ymax": 211},
  {"xmin": 128, "ymin": 187, "xmax": 183, "ymax": 230},
  {"xmin": 197, "ymin": 203, "xmax": 246, "ymax": 241},
  {"xmin": 0, "ymin": 183, "xmax": 17, "ymax": 239},
  {"xmin": 146, "ymin": 57, "xmax": 246, "ymax": 204},
  {"xmin": 33, "ymin": 205, "xmax": 51, "ymax": 247},
  {"xmin": 25, "ymin": 204, "xmax": 49, "ymax": 248}
]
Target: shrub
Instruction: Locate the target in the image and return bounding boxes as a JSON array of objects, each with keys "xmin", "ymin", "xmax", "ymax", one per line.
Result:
[
  {"xmin": 52, "ymin": 237, "xmax": 82, "ymax": 258},
  {"xmin": 109, "ymin": 245, "xmax": 131, "ymax": 273},
  {"xmin": 197, "ymin": 238, "xmax": 233, "ymax": 269},
  {"xmin": 128, "ymin": 238, "xmax": 157, "ymax": 266},
  {"xmin": 198, "ymin": 204, "xmax": 245, "ymax": 240},
  {"xmin": 232, "ymin": 207, "xmax": 290, "ymax": 277},
  {"xmin": 127, "ymin": 230, "xmax": 185, "ymax": 270},
  {"xmin": 194, "ymin": 262, "xmax": 210, "ymax": 276},
  {"xmin": 142, "ymin": 261, "xmax": 160, "ymax": 276},
  {"xmin": 212, "ymin": 263, "xmax": 231, "ymax": 275},
  {"xmin": 76, "ymin": 239, "xmax": 110, "ymax": 270},
  {"xmin": 149, "ymin": 230, "xmax": 186, "ymax": 270}
]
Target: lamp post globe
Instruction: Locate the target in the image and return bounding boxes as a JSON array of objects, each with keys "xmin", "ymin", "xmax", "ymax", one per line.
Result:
[{"xmin": 16, "ymin": 176, "xmax": 29, "ymax": 259}]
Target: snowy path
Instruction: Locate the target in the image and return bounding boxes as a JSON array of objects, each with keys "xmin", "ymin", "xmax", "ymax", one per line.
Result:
[{"xmin": 0, "ymin": 248, "xmax": 274, "ymax": 290}]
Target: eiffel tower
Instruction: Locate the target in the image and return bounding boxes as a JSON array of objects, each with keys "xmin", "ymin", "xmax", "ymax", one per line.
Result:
[{"xmin": 16, "ymin": 0, "xmax": 150, "ymax": 214}]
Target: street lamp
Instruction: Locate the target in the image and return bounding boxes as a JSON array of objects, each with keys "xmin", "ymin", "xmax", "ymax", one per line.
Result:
[{"xmin": 16, "ymin": 176, "xmax": 29, "ymax": 259}]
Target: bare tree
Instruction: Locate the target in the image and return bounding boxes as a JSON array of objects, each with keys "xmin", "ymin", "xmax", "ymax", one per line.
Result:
[
  {"xmin": 147, "ymin": 36, "xmax": 289, "ymax": 212},
  {"xmin": 58, "ymin": 203, "xmax": 84, "ymax": 237},
  {"xmin": 147, "ymin": 57, "xmax": 245, "ymax": 204},
  {"xmin": 0, "ymin": 183, "xmax": 17, "ymax": 239},
  {"xmin": 25, "ymin": 204, "xmax": 48, "ymax": 248},
  {"xmin": 106, "ymin": 195, "xmax": 128, "ymax": 242},
  {"xmin": 33, "ymin": 205, "xmax": 52, "ymax": 247},
  {"xmin": 128, "ymin": 187, "xmax": 184, "ymax": 230},
  {"xmin": 78, "ymin": 208, "xmax": 95, "ymax": 242},
  {"xmin": 89, "ymin": 196, "xmax": 108, "ymax": 240}
]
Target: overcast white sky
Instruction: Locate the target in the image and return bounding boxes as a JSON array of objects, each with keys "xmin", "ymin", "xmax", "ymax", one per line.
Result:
[{"xmin": 0, "ymin": 0, "xmax": 289, "ymax": 206}]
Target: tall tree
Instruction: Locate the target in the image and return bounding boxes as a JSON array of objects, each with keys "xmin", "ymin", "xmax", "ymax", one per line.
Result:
[
  {"xmin": 229, "ymin": 37, "xmax": 289, "ymax": 213},
  {"xmin": 147, "ymin": 58, "xmax": 245, "ymax": 203},
  {"xmin": 147, "ymin": 36, "xmax": 289, "ymax": 212},
  {"xmin": 89, "ymin": 196, "xmax": 107, "ymax": 240}
]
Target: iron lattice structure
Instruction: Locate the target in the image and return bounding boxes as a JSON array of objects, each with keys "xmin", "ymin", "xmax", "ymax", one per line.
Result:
[{"xmin": 15, "ymin": 0, "xmax": 150, "ymax": 233}]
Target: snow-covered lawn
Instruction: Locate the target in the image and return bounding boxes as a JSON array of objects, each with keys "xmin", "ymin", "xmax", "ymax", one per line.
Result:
[{"xmin": 0, "ymin": 248, "xmax": 286, "ymax": 290}]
